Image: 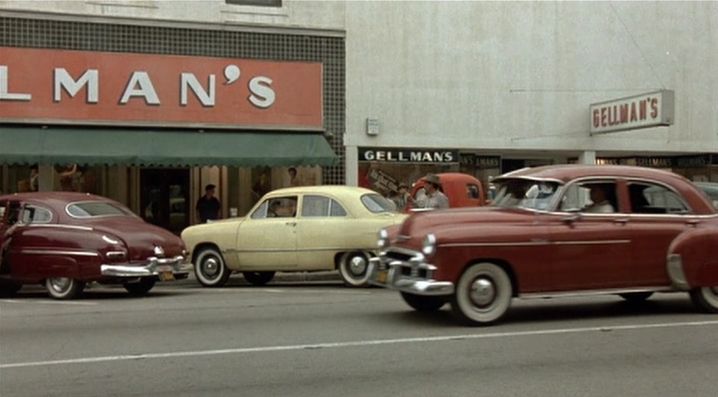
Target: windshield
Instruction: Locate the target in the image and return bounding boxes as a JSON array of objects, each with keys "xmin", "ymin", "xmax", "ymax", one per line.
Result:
[
  {"xmin": 491, "ymin": 179, "xmax": 561, "ymax": 211},
  {"xmin": 361, "ymin": 193, "xmax": 396, "ymax": 213},
  {"xmin": 66, "ymin": 201, "xmax": 135, "ymax": 218}
]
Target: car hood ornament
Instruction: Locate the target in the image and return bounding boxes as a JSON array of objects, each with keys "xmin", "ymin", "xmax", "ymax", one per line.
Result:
[{"xmin": 153, "ymin": 245, "xmax": 165, "ymax": 257}]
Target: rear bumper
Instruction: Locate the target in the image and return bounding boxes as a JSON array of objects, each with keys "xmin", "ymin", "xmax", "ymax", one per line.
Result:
[
  {"xmin": 367, "ymin": 252, "xmax": 454, "ymax": 296},
  {"xmin": 101, "ymin": 256, "xmax": 192, "ymax": 278}
]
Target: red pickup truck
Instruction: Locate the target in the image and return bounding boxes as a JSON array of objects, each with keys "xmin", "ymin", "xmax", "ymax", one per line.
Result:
[{"xmin": 406, "ymin": 173, "xmax": 487, "ymax": 211}]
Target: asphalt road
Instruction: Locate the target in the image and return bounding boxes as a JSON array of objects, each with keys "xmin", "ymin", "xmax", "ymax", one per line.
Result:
[{"xmin": 1, "ymin": 277, "xmax": 717, "ymax": 397}]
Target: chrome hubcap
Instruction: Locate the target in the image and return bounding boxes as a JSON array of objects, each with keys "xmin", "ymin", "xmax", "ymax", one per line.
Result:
[
  {"xmin": 349, "ymin": 256, "xmax": 367, "ymax": 276},
  {"xmin": 202, "ymin": 258, "xmax": 219, "ymax": 277},
  {"xmin": 470, "ymin": 277, "xmax": 496, "ymax": 308},
  {"xmin": 49, "ymin": 277, "xmax": 71, "ymax": 292}
]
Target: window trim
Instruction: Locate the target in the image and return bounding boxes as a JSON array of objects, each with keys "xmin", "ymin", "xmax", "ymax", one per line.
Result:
[
  {"xmin": 625, "ymin": 178, "xmax": 693, "ymax": 215},
  {"xmin": 65, "ymin": 201, "xmax": 134, "ymax": 219}
]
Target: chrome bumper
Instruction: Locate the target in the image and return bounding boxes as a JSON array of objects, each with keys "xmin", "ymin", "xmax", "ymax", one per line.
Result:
[
  {"xmin": 367, "ymin": 252, "xmax": 454, "ymax": 296},
  {"xmin": 101, "ymin": 256, "xmax": 192, "ymax": 278}
]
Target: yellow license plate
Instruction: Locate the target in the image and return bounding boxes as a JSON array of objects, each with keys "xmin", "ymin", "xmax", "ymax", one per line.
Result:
[
  {"xmin": 375, "ymin": 270, "xmax": 388, "ymax": 284},
  {"xmin": 158, "ymin": 271, "xmax": 175, "ymax": 281}
]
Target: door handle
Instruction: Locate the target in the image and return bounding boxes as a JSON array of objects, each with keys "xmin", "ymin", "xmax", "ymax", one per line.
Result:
[
  {"xmin": 285, "ymin": 221, "xmax": 297, "ymax": 227},
  {"xmin": 613, "ymin": 218, "xmax": 629, "ymax": 225},
  {"xmin": 686, "ymin": 219, "xmax": 700, "ymax": 226}
]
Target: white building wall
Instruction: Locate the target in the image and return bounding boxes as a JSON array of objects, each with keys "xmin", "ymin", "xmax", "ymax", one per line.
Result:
[
  {"xmin": 0, "ymin": 0, "xmax": 345, "ymax": 32},
  {"xmin": 345, "ymin": 1, "xmax": 718, "ymax": 155}
]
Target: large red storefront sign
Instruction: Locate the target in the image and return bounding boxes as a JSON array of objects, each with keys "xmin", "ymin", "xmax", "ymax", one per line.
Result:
[{"xmin": 0, "ymin": 47, "xmax": 323, "ymax": 130}]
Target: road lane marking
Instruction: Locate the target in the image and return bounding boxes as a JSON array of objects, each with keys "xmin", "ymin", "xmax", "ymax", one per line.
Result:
[
  {"xmin": 2, "ymin": 319, "xmax": 717, "ymax": 369},
  {"xmin": 0, "ymin": 299, "xmax": 97, "ymax": 306}
]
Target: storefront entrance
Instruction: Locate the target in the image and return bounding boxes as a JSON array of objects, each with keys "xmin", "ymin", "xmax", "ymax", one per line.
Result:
[{"xmin": 140, "ymin": 169, "xmax": 190, "ymax": 235}]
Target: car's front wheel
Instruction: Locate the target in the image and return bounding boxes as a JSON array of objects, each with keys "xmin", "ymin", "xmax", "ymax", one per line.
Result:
[
  {"xmin": 45, "ymin": 277, "xmax": 85, "ymax": 300},
  {"xmin": 339, "ymin": 251, "xmax": 370, "ymax": 287},
  {"xmin": 195, "ymin": 247, "xmax": 231, "ymax": 287},
  {"xmin": 451, "ymin": 262, "xmax": 513, "ymax": 325},
  {"xmin": 124, "ymin": 277, "xmax": 157, "ymax": 296},
  {"xmin": 401, "ymin": 292, "xmax": 446, "ymax": 312},
  {"xmin": 689, "ymin": 287, "xmax": 718, "ymax": 313},
  {"xmin": 243, "ymin": 271, "xmax": 275, "ymax": 286}
]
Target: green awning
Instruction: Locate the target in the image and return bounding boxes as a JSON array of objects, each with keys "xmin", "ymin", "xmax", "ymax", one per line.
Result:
[{"xmin": 0, "ymin": 127, "xmax": 338, "ymax": 167}]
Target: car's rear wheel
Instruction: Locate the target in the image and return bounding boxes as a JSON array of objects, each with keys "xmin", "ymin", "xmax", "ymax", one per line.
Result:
[
  {"xmin": 339, "ymin": 251, "xmax": 370, "ymax": 287},
  {"xmin": 689, "ymin": 287, "xmax": 718, "ymax": 313},
  {"xmin": 618, "ymin": 291, "xmax": 654, "ymax": 303},
  {"xmin": 45, "ymin": 277, "xmax": 85, "ymax": 300},
  {"xmin": 451, "ymin": 262, "xmax": 512, "ymax": 325},
  {"xmin": 0, "ymin": 280, "xmax": 22, "ymax": 297},
  {"xmin": 243, "ymin": 271, "xmax": 275, "ymax": 286},
  {"xmin": 194, "ymin": 247, "xmax": 231, "ymax": 287},
  {"xmin": 123, "ymin": 277, "xmax": 157, "ymax": 296},
  {"xmin": 401, "ymin": 292, "xmax": 446, "ymax": 312}
]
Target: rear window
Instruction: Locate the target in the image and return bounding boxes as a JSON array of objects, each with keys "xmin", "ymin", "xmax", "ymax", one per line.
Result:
[
  {"xmin": 361, "ymin": 194, "xmax": 395, "ymax": 213},
  {"xmin": 66, "ymin": 201, "xmax": 133, "ymax": 218}
]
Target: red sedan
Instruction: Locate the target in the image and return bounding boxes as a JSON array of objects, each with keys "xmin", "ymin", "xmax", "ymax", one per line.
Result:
[
  {"xmin": 0, "ymin": 192, "xmax": 191, "ymax": 299},
  {"xmin": 369, "ymin": 165, "xmax": 718, "ymax": 325}
]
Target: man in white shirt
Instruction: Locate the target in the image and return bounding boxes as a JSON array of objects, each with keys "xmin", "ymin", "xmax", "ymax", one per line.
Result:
[{"xmin": 583, "ymin": 184, "xmax": 615, "ymax": 213}]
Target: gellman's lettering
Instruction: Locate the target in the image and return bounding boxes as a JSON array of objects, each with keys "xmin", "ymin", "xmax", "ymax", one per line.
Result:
[{"xmin": 359, "ymin": 148, "xmax": 458, "ymax": 164}]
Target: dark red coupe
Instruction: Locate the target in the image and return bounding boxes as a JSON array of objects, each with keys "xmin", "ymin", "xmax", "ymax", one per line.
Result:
[
  {"xmin": 369, "ymin": 165, "xmax": 718, "ymax": 325},
  {"xmin": 0, "ymin": 192, "xmax": 191, "ymax": 299}
]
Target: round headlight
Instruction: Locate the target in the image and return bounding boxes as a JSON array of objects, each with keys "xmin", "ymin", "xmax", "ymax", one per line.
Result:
[
  {"xmin": 422, "ymin": 233, "xmax": 436, "ymax": 257},
  {"xmin": 377, "ymin": 228, "xmax": 390, "ymax": 249}
]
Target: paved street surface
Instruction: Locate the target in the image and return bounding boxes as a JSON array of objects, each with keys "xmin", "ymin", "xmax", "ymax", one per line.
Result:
[{"xmin": 1, "ymin": 277, "xmax": 717, "ymax": 397}]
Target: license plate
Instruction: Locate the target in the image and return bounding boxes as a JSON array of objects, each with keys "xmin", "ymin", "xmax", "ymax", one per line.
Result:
[
  {"xmin": 375, "ymin": 270, "xmax": 388, "ymax": 284},
  {"xmin": 158, "ymin": 271, "xmax": 175, "ymax": 281}
]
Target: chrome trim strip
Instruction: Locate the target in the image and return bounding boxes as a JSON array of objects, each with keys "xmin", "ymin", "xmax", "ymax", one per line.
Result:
[
  {"xmin": 226, "ymin": 247, "xmax": 375, "ymax": 254},
  {"xmin": 27, "ymin": 224, "xmax": 94, "ymax": 231},
  {"xmin": 440, "ymin": 239, "xmax": 631, "ymax": 248},
  {"xmin": 20, "ymin": 249, "xmax": 99, "ymax": 257},
  {"xmin": 519, "ymin": 286, "xmax": 673, "ymax": 299}
]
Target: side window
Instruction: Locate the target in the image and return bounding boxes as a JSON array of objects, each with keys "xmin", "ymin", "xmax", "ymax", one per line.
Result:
[
  {"xmin": 329, "ymin": 199, "xmax": 347, "ymax": 217},
  {"xmin": 628, "ymin": 183, "xmax": 689, "ymax": 214},
  {"xmin": 20, "ymin": 205, "xmax": 53, "ymax": 224},
  {"xmin": 466, "ymin": 184, "xmax": 480, "ymax": 199},
  {"xmin": 302, "ymin": 195, "xmax": 330, "ymax": 217},
  {"xmin": 252, "ymin": 196, "xmax": 298, "ymax": 219},
  {"xmin": 560, "ymin": 181, "xmax": 617, "ymax": 213}
]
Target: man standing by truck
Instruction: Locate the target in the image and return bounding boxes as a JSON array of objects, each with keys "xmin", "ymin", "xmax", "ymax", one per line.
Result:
[{"xmin": 418, "ymin": 174, "xmax": 449, "ymax": 209}]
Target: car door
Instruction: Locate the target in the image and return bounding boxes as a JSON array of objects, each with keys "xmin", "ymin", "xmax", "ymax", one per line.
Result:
[
  {"xmin": 295, "ymin": 194, "xmax": 350, "ymax": 270},
  {"xmin": 546, "ymin": 179, "xmax": 634, "ymax": 290},
  {"xmin": 234, "ymin": 195, "xmax": 298, "ymax": 270},
  {"xmin": 625, "ymin": 180, "xmax": 696, "ymax": 287}
]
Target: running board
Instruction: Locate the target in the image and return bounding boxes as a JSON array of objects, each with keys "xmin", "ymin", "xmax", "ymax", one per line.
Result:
[{"xmin": 519, "ymin": 286, "xmax": 674, "ymax": 300}]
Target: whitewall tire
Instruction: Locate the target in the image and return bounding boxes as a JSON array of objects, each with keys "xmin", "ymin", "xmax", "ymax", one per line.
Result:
[
  {"xmin": 45, "ymin": 277, "xmax": 85, "ymax": 300},
  {"xmin": 194, "ymin": 247, "xmax": 231, "ymax": 287},
  {"xmin": 339, "ymin": 251, "xmax": 370, "ymax": 287},
  {"xmin": 451, "ymin": 262, "xmax": 513, "ymax": 325}
]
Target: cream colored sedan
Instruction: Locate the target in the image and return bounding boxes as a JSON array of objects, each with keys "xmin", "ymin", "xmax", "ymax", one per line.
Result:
[{"xmin": 181, "ymin": 186, "xmax": 406, "ymax": 287}]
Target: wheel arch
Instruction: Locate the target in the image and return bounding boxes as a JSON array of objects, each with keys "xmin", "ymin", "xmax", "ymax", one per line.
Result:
[{"xmin": 191, "ymin": 242, "xmax": 223, "ymax": 264}]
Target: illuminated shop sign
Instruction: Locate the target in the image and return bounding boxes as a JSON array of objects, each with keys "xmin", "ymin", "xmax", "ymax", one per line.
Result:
[
  {"xmin": 359, "ymin": 147, "xmax": 459, "ymax": 164},
  {"xmin": 0, "ymin": 47, "xmax": 323, "ymax": 130},
  {"xmin": 590, "ymin": 90, "xmax": 674, "ymax": 134}
]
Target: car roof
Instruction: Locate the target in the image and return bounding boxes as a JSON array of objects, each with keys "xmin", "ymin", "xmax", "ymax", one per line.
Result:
[
  {"xmin": 0, "ymin": 191, "xmax": 109, "ymax": 204},
  {"xmin": 495, "ymin": 164, "xmax": 690, "ymax": 184}
]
